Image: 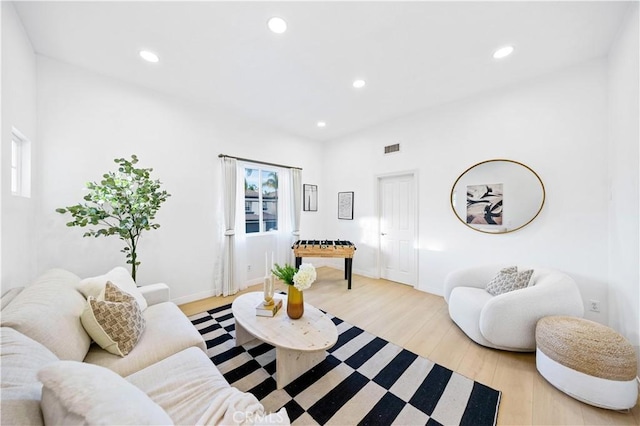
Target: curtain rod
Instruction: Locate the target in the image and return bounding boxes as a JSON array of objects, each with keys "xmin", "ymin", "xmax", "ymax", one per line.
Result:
[{"xmin": 218, "ymin": 154, "xmax": 302, "ymax": 170}]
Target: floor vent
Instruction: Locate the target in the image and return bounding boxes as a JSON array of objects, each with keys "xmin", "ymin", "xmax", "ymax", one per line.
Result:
[{"xmin": 384, "ymin": 143, "xmax": 400, "ymax": 154}]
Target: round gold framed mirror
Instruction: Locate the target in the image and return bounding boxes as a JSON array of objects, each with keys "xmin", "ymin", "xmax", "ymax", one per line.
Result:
[{"xmin": 450, "ymin": 159, "xmax": 545, "ymax": 234}]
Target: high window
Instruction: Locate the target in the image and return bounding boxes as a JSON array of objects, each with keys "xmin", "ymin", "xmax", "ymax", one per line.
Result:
[
  {"xmin": 244, "ymin": 167, "xmax": 278, "ymax": 233},
  {"xmin": 11, "ymin": 128, "xmax": 31, "ymax": 198}
]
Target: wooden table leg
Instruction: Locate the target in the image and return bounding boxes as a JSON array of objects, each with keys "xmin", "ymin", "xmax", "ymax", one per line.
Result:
[
  {"xmin": 346, "ymin": 258, "xmax": 353, "ymax": 289},
  {"xmin": 234, "ymin": 321, "xmax": 255, "ymax": 346},
  {"xmin": 295, "ymin": 256, "xmax": 302, "ymax": 268},
  {"xmin": 275, "ymin": 347, "xmax": 326, "ymax": 389}
]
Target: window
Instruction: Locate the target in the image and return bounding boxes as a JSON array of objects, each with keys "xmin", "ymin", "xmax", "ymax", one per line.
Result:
[
  {"xmin": 244, "ymin": 167, "xmax": 278, "ymax": 233},
  {"xmin": 11, "ymin": 128, "xmax": 31, "ymax": 198}
]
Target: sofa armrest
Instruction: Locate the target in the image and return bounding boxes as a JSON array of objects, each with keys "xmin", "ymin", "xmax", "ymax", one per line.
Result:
[{"xmin": 138, "ymin": 283, "xmax": 170, "ymax": 306}]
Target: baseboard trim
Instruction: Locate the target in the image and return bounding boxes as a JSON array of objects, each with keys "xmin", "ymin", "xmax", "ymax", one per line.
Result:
[{"xmin": 172, "ymin": 289, "xmax": 217, "ymax": 305}]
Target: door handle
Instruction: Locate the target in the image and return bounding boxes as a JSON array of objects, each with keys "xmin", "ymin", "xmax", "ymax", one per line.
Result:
[{"xmin": 381, "ymin": 233, "xmax": 387, "ymax": 236}]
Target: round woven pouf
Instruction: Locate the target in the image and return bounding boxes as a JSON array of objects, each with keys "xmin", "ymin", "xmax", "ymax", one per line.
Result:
[{"xmin": 535, "ymin": 316, "xmax": 638, "ymax": 410}]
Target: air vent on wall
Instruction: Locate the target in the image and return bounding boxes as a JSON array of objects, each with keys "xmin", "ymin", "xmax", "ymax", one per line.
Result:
[{"xmin": 384, "ymin": 143, "xmax": 400, "ymax": 154}]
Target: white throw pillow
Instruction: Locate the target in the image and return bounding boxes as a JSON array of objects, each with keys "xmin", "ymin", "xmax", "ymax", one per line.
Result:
[
  {"xmin": 38, "ymin": 361, "xmax": 173, "ymax": 425},
  {"xmin": 80, "ymin": 282, "xmax": 146, "ymax": 357},
  {"xmin": 80, "ymin": 267, "xmax": 148, "ymax": 311}
]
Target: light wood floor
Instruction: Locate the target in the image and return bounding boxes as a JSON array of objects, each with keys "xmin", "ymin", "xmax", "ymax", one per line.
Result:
[{"xmin": 179, "ymin": 267, "xmax": 640, "ymax": 426}]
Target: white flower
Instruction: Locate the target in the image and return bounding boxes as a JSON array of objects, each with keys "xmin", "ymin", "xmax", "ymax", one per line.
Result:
[{"xmin": 293, "ymin": 263, "xmax": 316, "ymax": 291}]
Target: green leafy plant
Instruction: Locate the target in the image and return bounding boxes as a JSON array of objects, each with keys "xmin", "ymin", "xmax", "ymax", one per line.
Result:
[
  {"xmin": 272, "ymin": 263, "xmax": 297, "ymax": 285},
  {"xmin": 56, "ymin": 155, "xmax": 170, "ymax": 281}
]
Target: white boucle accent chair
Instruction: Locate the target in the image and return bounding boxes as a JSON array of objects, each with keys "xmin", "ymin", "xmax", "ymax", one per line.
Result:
[{"xmin": 443, "ymin": 265, "xmax": 584, "ymax": 352}]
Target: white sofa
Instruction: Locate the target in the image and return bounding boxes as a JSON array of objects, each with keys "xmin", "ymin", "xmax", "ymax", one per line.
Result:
[
  {"xmin": 1, "ymin": 267, "xmax": 288, "ymax": 425},
  {"xmin": 443, "ymin": 265, "xmax": 584, "ymax": 351}
]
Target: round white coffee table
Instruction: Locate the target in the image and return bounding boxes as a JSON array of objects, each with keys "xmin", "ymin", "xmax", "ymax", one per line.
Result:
[{"xmin": 231, "ymin": 292, "xmax": 338, "ymax": 389}]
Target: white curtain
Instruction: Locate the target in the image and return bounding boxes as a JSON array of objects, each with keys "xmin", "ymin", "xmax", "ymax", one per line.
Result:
[
  {"xmin": 276, "ymin": 168, "xmax": 302, "ymax": 265},
  {"xmin": 291, "ymin": 168, "xmax": 302, "ymax": 254},
  {"xmin": 219, "ymin": 158, "xmax": 247, "ymax": 296},
  {"xmin": 276, "ymin": 168, "xmax": 293, "ymax": 265},
  {"xmin": 220, "ymin": 157, "xmax": 237, "ymax": 296},
  {"xmin": 218, "ymin": 159, "xmax": 299, "ymax": 296},
  {"xmin": 233, "ymin": 164, "xmax": 248, "ymax": 292}
]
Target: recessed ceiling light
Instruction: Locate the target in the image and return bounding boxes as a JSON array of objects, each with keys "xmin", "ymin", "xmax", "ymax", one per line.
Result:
[
  {"xmin": 268, "ymin": 17, "xmax": 287, "ymax": 34},
  {"xmin": 493, "ymin": 45, "xmax": 514, "ymax": 59},
  {"xmin": 353, "ymin": 79, "xmax": 366, "ymax": 89},
  {"xmin": 317, "ymin": 121, "xmax": 326, "ymax": 128},
  {"xmin": 139, "ymin": 50, "xmax": 159, "ymax": 63}
]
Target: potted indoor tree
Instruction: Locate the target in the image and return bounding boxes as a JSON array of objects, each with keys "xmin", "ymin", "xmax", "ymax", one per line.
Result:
[{"xmin": 56, "ymin": 155, "xmax": 170, "ymax": 281}]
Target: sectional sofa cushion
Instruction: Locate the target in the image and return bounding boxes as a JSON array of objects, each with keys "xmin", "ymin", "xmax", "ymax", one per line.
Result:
[
  {"xmin": 126, "ymin": 347, "xmax": 289, "ymax": 425},
  {"xmin": 0, "ymin": 269, "xmax": 91, "ymax": 361},
  {"xmin": 1, "ymin": 327, "xmax": 60, "ymax": 426},
  {"xmin": 83, "ymin": 301, "xmax": 207, "ymax": 376},
  {"xmin": 0, "ymin": 286, "xmax": 24, "ymax": 310},
  {"xmin": 38, "ymin": 361, "xmax": 173, "ymax": 425},
  {"xmin": 80, "ymin": 282, "xmax": 146, "ymax": 356}
]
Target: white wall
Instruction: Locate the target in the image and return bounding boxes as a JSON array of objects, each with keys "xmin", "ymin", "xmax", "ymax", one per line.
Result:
[
  {"xmin": 1, "ymin": 2, "xmax": 38, "ymax": 291},
  {"xmin": 34, "ymin": 57, "xmax": 325, "ymax": 303},
  {"xmin": 607, "ymin": 4, "xmax": 639, "ymax": 364},
  {"xmin": 322, "ymin": 59, "xmax": 610, "ymax": 322}
]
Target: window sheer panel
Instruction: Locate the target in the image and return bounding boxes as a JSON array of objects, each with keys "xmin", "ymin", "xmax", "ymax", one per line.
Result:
[
  {"xmin": 276, "ymin": 168, "xmax": 293, "ymax": 265},
  {"xmin": 234, "ymin": 164, "xmax": 248, "ymax": 292},
  {"xmin": 221, "ymin": 158, "xmax": 237, "ymax": 296}
]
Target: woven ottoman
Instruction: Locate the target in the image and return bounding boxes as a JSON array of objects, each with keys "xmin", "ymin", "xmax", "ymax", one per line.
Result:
[{"xmin": 535, "ymin": 316, "xmax": 637, "ymax": 410}]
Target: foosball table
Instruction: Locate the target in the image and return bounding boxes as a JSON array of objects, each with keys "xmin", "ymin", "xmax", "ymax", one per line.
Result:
[{"xmin": 292, "ymin": 240, "xmax": 357, "ymax": 289}]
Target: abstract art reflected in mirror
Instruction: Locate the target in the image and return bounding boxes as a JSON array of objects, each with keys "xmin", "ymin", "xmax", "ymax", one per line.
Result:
[{"xmin": 451, "ymin": 159, "xmax": 545, "ymax": 234}]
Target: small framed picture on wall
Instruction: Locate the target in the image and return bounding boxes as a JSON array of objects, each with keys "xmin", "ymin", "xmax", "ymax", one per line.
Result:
[
  {"xmin": 338, "ymin": 191, "xmax": 354, "ymax": 220},
  {"xmin": 303, "ymin": 184, "xmax": 318, "ymax": 211}
]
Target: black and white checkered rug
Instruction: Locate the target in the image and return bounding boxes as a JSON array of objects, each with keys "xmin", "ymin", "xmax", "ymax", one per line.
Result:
[{"xmin": 189, "ymin": 304, "xmax": 501, "ymax": 425}]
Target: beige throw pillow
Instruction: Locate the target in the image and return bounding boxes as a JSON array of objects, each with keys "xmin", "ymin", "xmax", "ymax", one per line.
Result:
[
  {"xmin": 80, "ymin": 282, "xmax": 146, "ymax": 356},
  {"xmin": 485, "ymin": 266, "xmax": 533, "ymax": 296}
]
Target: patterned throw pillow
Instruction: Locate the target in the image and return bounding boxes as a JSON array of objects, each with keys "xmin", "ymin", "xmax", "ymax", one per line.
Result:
[
  {"xmin": 80, "ymin": 282, "xmax": 146, "ymax": 356},
  {"xmin": 514, "ymin": 269, "xmax": 534, "ymax": 289},
  {"xmin": 485, "ymin": 266, "xmax": 518, "ymax": 296}
]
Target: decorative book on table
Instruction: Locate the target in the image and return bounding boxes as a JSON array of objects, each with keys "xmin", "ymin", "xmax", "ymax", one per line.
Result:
[{"xmin": 255, "ymin": 297, "xmax": 283, "ymax": 317}]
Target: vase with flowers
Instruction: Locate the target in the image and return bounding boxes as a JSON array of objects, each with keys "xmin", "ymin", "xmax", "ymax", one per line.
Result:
[{"xmin": 271, "ymin": 263, "xmax": 316, "ymax": 319}]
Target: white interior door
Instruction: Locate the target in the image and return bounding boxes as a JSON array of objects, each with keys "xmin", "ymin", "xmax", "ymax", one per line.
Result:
[{"xmin": 379, "ymin": 173, "xmax": 417, "ymax": 286}]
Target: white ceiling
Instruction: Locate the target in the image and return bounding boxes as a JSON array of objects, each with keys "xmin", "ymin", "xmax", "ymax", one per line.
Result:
[{"xmin": 13, "ymin": 1, "xmax": 632, "ymax": 142}]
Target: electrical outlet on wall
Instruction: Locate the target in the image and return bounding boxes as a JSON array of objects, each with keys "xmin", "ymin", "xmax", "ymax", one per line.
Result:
[
  {"xmin": 589, "ymin": 300, "xmax": 601, "ymax": 313},
  {"xmin": 247, "ymin": 265, "xmax": 251, "ymax": 272}
]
